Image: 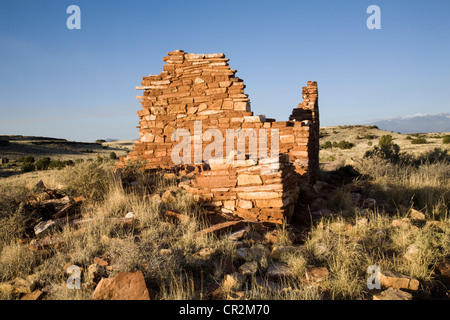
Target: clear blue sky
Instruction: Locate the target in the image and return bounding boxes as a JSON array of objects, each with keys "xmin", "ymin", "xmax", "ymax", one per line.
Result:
[{"xmin": 1, "ymin": 0, "xmax": 449, "ymax": 141}]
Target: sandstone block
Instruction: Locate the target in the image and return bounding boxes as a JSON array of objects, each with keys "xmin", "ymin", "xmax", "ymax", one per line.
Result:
[{"xmin": 92, "ymin": 271, "xmax": 150, "ymax": 300}]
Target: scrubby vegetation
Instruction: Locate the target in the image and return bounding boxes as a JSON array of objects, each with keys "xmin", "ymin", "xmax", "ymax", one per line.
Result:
[
  {"xmin": 0, "ymin": 146, "xmax": 448, "ymax": 300},
  {"xmin": 1, "ymin": 126, "xmax": 449, "ymax": 300}
]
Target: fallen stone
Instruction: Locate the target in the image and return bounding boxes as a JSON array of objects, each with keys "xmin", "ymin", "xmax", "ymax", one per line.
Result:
[
  {"xmin": 235, "ymin": 247, "xmax": 249, "ymax": 260},
  {"xmin": 305, "ymin": 267, "xmax": 329, "ymax": 283},
  {"xmin": 92, "ymin": 271, "xmax": 150, "ymax": 300},
  {"xmin": 270, "ymin": 245, "xmax": 296, "ymax": 259},
  {"xmin": 409, "ymin": 208, "xmax": 426, "ymax": 221},
  {"xmin": 194, "ymin": 220, "xmax": 245, "ymax": 237},
  {"xmin": 228, "ymin": 227, "xmax": 249, "ymax": 241},
  {"xmin": 34, "ymin": 220, "xmax": 58, "ymax": 237},
  {"xmin": 373, "ymin": 287, "xmax": 413, "ymax": 300},
  {"xmin": 93, "ymin": 257, "xmax": 109, "ymax": 267},
  {"xmin": 380, "ymin": 270, "xmax": 420, "ymax": 291},
  {"xmin": 248, "ymin": 244, "xmax": 270, "ymax": 260},
  {"xmin": 223, "ymin": 273, "xmax": 247, "ymax": 290},
  {"xmin": 20, "ymin": 289, "xmax": 44, "ymax": 300},
  {"xmin": 267, "ymin": 263, "xmax": 292, "ymax": 280},
  {"xmin": 238, "ymin": 261, "xmax": 258, "ymax": 277},
  {"xmin": 164, "ymin": 210, "xmax": 190, "ymax": 223},
  {"xmin": 161, "ymin": 190, "xmax": 176, "ymax": 204}
]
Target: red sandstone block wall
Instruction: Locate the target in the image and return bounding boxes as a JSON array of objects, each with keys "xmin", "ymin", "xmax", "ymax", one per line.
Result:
[{"xmin": 118, "ymin": 50, "xmax": 319, "ymax": 223}]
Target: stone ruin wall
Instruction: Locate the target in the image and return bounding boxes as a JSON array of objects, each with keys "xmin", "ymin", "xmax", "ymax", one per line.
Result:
[{"xmin": 118, "ymin": 50, "xmax": 319, "ymax": 224}]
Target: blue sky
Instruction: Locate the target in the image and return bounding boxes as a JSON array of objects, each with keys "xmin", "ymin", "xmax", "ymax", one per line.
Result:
[{"xmin": 0, "ymin": 0, "xmax": 449, "ymax": 141}]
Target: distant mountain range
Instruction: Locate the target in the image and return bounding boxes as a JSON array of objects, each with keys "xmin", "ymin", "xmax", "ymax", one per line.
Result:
[{"xmin": 368, "ymin": 113, "xmax": 450, "ymax": 134}]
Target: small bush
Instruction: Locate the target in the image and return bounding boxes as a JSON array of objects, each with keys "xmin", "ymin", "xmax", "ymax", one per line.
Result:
[
  {"xmin": 322, "ymin": 141, "xmax": 332, "ymax": 149},
  {"xmin": 336, "ymin": 140, "xmax": 354, "ymax": 150},
  {"xmin": 443, "ymin": 135, "xmax": 450, "ymax": 144},
  {"xmin": 22, "ymin": 156, "xmax": 35, "ymax": 164},
  {"xmin": 411, "ymin": 137, "xmax": 427, "ymax": 144},
  {"xmin": 21, "ymin": 162, "xmax": 35, "ymax": 172},
  {"xmin": 364, "ymin": 134, "xmax": 377, "ymax": 140},
  {"xmin": 109, "ymin": 152, "xmax": 117, "ymax": 160},
  {"xmin": 406, "ymin": 136, "xmax": 412, "ymax": 140},
  {"xmin": 34, "ymin": 157, "xmax": 51, "ymax": 170},
  {"xmin": 365, "ymin": 135, "xmax": 401, "ymax": 163}
]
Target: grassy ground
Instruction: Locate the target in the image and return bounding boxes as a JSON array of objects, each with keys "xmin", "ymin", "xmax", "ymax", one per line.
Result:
[
  {"xmin": 319, "ymin": 125, "xmax": 450, "ymax": 171},
  {"xmin": 0, "ymin": 136, "xmax": 135, "ymax": 177},
  {"xmin": 0, "ymin": 127, "xmax": 448, "ymax": 300}
]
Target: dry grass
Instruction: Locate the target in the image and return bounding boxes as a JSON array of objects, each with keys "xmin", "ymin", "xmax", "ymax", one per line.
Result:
[{"xmin": 0, "ymin": 127, "xmax": 449, "ymax": 300}]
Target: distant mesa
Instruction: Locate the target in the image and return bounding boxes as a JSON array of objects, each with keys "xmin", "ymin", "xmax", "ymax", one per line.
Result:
[{"xmin": 369, "ymin": 113, "xmax": 450, "ymax": 134}]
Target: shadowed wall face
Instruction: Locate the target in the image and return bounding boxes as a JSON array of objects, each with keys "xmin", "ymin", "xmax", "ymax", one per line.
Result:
[{"xmin": 118, "ymin": 50, "xmax": 319, "ymax": 223}]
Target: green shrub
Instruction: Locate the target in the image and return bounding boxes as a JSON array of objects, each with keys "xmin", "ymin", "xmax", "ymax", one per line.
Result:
[
  {"xmin": 22, "ymin": 156, "xmax": 35, "ymax": 164},
  {"xmin": 336, "ymin": 140, "xmax": 354, "ymax": 150},
  {"xmin": 411, "ymin": 137, "xmax": 427, "ymax": 144},
  {"xmin": 364, "ymin": 134, "xmax": 377, "ymax": 140},
  {"xmin": 365, "ymin": 135, "xmax": 401, "ymax": 163},
  {"xmin": 34, "ymin": 157, "xmax": 51, "ymax": 170},
  {"xmin": 109, "ymin": 152, "xmax": 117, "ymax": 160},
  {"xmin": 443, "ymin": 135, "xmax": 450, "ymax": 144},
  {"xmin": 406, "ymin": 136, "xmax": 412, "ymax": 140},
  {"xmin": 21, "ymin": 162, "xmax": 35, "ymax": 172},
  {"xmin": 321, "ymin": 141, "xmax": 332, "ymax": 149}
]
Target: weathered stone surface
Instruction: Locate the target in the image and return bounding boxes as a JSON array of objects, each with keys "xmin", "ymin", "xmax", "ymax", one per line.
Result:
[
  {"xmin": 409, "ymin": 208, "xmax": 426, "ymax": 221},
  {"xmin": 235, "ymin": 247, "xmax": 249, "ymax": 260},
  {"xmin": 373, "ymin": 287, "xmax": 413, "ymax": 300},
  {"xmin": 267, "ymin": 263, "xmax": 292, "ymax": 280},
  {"xmin": 228, "ymin": 227, "xmax": 248, "ymax": 241},
  {"xmin": 93, "ymin": 257, "xmax": 109, "ymax": 267},
  {"xmin": 92, "ymin": 271, "xmax": 150, "ymax": 300},
  {"xmin": 270, "ymin": 245, "xmax": 296, "ymax": 259},
  {"xmin": 20, "ymin": 289, "xmax": 44, "ymax": 300},
  {"xmin": 194, "ymin": 220, "xmax": 245, "ymax": 237},
  {"xmin": 248, "ymin": 244, "xmax": 270, "ymax": 260},
  {"xmin": 223, "ymin": 273, "xmax": 247, "ymax": 290},
  {"xmin": 237, "ymin": 174, "xmax": 262, "ymax": 186},
  {"xmin": 161, "ymin": 190, "xmax": 176, "ymax": 204},
  {"xmin": 305, "ymin": 267, "xmax": 329, "ymax": 283},
  {"xmin": 380, "ymin": 270, "xmax": 420, "ymax": 291},
  {"xmin": 238, "ymin": 261, "xmax": 258, "ymax": 277}
]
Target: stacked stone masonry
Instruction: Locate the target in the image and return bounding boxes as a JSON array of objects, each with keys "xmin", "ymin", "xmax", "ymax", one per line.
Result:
[{"xmin": 118, "ymin": 50, "xmax": 319, "ymax": 224}]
